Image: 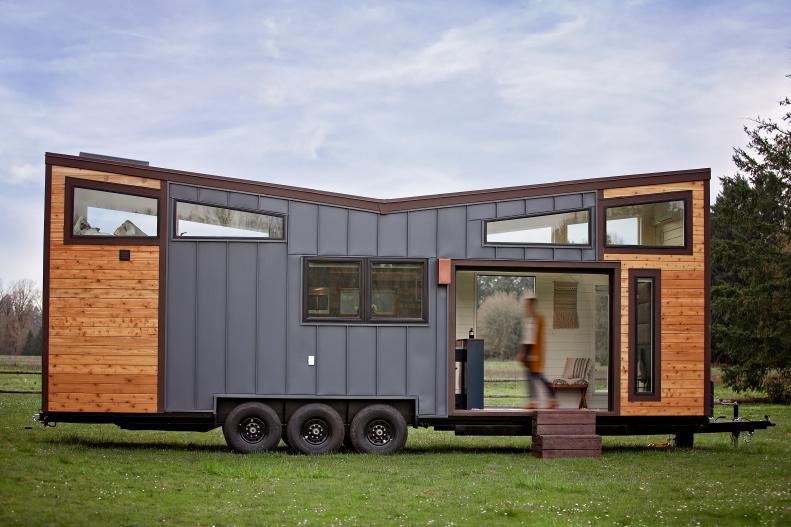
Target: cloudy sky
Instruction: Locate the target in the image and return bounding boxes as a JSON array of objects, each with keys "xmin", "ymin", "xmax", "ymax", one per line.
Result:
[{"xmin": 1, "ymin": 0, "xmax": 789, "ymax": 286}]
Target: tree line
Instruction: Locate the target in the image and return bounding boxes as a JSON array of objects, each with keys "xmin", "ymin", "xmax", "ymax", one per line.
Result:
[{"xmin": 0, "ymin": 279, "xmax": 42, "ymax": 356}]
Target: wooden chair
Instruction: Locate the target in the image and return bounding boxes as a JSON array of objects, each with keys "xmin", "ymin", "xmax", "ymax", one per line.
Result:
[{"xmin": 552, "ymin": 358, "xmax": 593, "ymax": 409}]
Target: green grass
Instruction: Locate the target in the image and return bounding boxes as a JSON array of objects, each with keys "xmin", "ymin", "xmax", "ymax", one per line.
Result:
[{"xmin": 1, "ymin": 392, "xmax": 789, "ymax": 526}]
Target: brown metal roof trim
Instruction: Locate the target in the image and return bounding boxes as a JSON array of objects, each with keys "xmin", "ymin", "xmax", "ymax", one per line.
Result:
[{"xmin": 45, "ymin": 152, "xmax": 710, "ymax": 213}]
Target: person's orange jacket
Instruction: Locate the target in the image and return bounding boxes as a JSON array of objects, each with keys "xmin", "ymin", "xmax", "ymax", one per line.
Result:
[{"xmin": 526, "ymin": 315, "xmax": 546, "ymax": 373}]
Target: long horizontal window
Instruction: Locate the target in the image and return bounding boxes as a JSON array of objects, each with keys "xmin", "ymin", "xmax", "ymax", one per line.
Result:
[
  {"xmin": 175, "ymin": 201, "xmax": 284, "ymax": 239},
  {"xmin": 72, "ymin": 187, "xmax": 158, "ymax": 238},
  {"xmin": 606, "ymin": 200, "xmax": 685, "ymax": 248},
  {"xmin": 485, "ymin": 210, "xmax": 590, "ymax": 245},
  {"xmin": 303, "ymin": 259, "xmax": 427, "ymax": 323}
]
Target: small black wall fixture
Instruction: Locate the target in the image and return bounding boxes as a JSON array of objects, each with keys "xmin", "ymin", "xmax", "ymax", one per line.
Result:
[{"xmin": 119, "ymin": 249, "xmax": 131, "ymax": 261}]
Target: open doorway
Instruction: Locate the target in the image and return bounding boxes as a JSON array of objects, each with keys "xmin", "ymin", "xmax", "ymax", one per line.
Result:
[{"xmin": 454, "ymin": 269, "xmax": 611, "ymax": 411}]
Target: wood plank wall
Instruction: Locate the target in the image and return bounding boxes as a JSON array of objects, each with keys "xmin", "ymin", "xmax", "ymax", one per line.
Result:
[
  {"xmin": 604, "ymin": 181, "xmax": 706, "ymax": 416},
  {"xmin": 47, "ymin": 166, "xmax": 160, "ymax": 413}
]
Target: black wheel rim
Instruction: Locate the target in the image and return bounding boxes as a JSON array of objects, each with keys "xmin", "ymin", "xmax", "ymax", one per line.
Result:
[
  {"xmin": 365, "ymin": 419, "xmax": 393, "ymax": 446},
  {"xmin": 302, "ymin": 418, "xmax": 330, "ymax": 446},
  {"xmin": 239, "ymin": 416, "xmax": 267, "ymax": 444}
]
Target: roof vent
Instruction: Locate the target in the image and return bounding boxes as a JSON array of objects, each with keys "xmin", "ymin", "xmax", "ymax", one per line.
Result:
[{"xmin": 79, "ymin": 152, "xmax": 149, "ymax": 166}]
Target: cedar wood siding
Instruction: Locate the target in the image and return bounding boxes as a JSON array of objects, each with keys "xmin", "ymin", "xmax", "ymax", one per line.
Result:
[
  {"xmin": 46, "ymin": 165, "xmax": 160, "ymax": 413},
  {"xmin": 603, "ymin": 181, "xmax": 707, "ymax": 416}
]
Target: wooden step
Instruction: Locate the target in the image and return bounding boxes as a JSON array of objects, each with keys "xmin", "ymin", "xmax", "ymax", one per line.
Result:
[
  {"xmin": 533, "ymin": 435, "xmax": 601, "ymax": 450},
  {"xmin": 532, "ymin": 434, "xmax": 602, "ymax": 459},
  {"xmin": 533, "ymin": 410, "xmax": 596, "ymax": 425},
  {"xmin": 533, "ymin": 423, "xmax": 596, "ymax": 435}
]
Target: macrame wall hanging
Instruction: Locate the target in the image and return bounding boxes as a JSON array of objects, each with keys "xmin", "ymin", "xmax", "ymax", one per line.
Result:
[{"xmin": 553, "ymin": 281, "xmax": 579, "ymax": 329}]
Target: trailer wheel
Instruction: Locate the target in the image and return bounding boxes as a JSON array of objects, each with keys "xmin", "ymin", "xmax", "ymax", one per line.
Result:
[
  {"xmin": 349, "ymin": 404, "xmax": 408, "ymax": 454},
  {"xmin": 223, "ymin": 402, "xmax": 282, "ymax": 453},
  {"xmin": 286, "ymin": 403, "xmax": 344, "ymax": 455}
]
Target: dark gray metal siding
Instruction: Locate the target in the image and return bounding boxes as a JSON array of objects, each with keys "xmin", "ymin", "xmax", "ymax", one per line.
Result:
[{"xmin": 165, "ymin": 183, "xmax": 596, "ymax": 417}]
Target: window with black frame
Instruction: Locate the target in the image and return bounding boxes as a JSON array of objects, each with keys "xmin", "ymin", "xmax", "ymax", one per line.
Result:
[
  {"xmin": 606, "ymin": 200, "xmax": 685, "ymax": 248},
  {"xmin": 303, "ymin": 259, "xmax": 426, "ymax": 323},
  {"xmin": 370, "ymin": 261, "xmax": 425, "ymax": 320},
  {"xmin": 630, "ymin": 269, "xmax": 661, "ymax": 401},
  {"xmin": 304, "ymin": 260, "xmax": 362, "ymax": 319},
  {"xmin": 175, "ymin": 201, "xmax": 284, "ymax": 239},
  {"xmin": 72, "ymin": 187, "xmax": 158, "ymax": 238},
  {"xmin": 485, "ymin": 210, "xmax": 589, "ymax": 245}
]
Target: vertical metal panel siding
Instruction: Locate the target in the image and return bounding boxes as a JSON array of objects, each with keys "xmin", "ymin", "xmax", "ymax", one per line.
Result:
[
  {"xmin": 318, "ymin": 206, "xmax": 348, "ymax": 255},
  {"xmin": 198, "ymin": 188, "xmax": 228, "ymax": 206},
  {"xmin": 229, "ymin": 191, "xmax": 258, "ymax": 211},
  {"xmin": 287, "ymin": 255, "xmax": 316, "ymax": 394},
  {"xmin": 525, "ymin": 247, "xmax": 554, "ymax": 259},
  {"xmin": 437, "ymin": 207, "xmax": 466, "ymax": 258},
  {"xmin": 526, "ymin": 196, "xmax": 554, "ymax": 213},
  {"xmin": 170, "ymin": 184, "xmax": 198, "ymax": 201},
  {"xmin": 554, "ymin": 193, "xmax": 583, "ymax": 210},
  {"xmin": 376, "ymin": 327, "xmax": 407, "ymax": 395},
  {"xmin": 378, "ymin": 213, "xmax": 407, "ymax": 256},
  {"xmin": 166, "ymin": 241, "xmax": 196, "ymax": 410},
  {"xmin": 347, "ymin": 326, "xmax": 376, "ymax": 394},
  {"xmin": 196, "ymin": 242, "xmax": 227, "ymax": 409},
  {"xmin": 348, "ymin": 210, "xmax": 378, "ymax": 255},
  {"xmin": 466, "ymin": 202, "xmax": 496, "ymax": 220},
  {"xmin": 317, "ymin": 326, "xmax": 347, "ymax": 395},
  {"xmin": 226, "ymin": 243, "xmax": 257, "ymax": 394},
  {"xmin": 259, "ymin": 196, "xmax": 289, "ymax": 214},
  {"xmin": 288, "ymin": 202, "xmax": 318, "ymax": 255},
  {"xmin": 434, "ymin": 285, "xmax": 448, "ymax": 416},
  {"xmin": 256, "ymin": 243, "xmax": 288, "ymax": 394},
  {"xmin": 407, "ymin": 210, "xmax": 437, "ymax": 257},
  {"xmin": 408, "ymin": 260, "xmax": 438, "ymax": 414},
  {"xmin": 466, "ymin": 220, "xmax": 495, "ymax": 258},
  {"xmin": 496, "ymin": 247, "xmax": 525, "ymax": 259},
  {"xmin": 166, "ymin": 184, "xmax": 598, "ymax": 414},
  {"xmin": 496, "ymin": 200, "xmax": 525, "ymax": 217}
]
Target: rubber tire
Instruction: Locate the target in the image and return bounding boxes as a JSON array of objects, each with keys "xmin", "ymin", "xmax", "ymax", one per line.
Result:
[
  {"xmin": 223, "ymin": 402, "xmax": 282, "ymax": 453},
  {"xmin": 349, "ymin": 404, "xmax": 408, "ymax": 454},
  {"xmin": 286, "ymin": 403, "xmax": 345, "ymax": 455}
]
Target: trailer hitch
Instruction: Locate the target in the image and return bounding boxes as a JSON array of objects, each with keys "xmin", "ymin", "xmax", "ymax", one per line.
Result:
[{"xmin": 711, "ymin": 400, "xmax": 774, "ymax": 448}]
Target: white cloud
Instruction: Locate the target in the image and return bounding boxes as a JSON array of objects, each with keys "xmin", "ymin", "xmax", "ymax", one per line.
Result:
[{"xmin": 7, "ymin": 163, "xmax": 39, "ymax": 185}]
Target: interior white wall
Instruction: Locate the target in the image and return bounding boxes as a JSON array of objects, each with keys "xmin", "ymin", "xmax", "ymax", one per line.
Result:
[{"xmin": 455, "ymin": 270, "xmax": 609, "ymax": 410}]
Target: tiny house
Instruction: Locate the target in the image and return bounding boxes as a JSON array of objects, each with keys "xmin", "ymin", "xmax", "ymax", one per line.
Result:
[{"xmin": 40, "ymin": 152, "xmax": 771, "ymax": 457}]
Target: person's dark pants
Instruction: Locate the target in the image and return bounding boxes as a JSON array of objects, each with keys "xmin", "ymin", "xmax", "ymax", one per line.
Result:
[{"xmin": 528, "ymin": 371, "xmax": 557, "ymax": 402}]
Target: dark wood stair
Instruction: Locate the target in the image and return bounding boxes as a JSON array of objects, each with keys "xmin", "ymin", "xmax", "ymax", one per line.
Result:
[{"xmin": 531, "ymin": 410, "xmax": 601, "ymax": 458}]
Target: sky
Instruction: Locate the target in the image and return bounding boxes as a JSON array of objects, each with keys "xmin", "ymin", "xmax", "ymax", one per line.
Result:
[{"xmin": 1, "ymin": 0, "xmax": 789, "ymax": 287}]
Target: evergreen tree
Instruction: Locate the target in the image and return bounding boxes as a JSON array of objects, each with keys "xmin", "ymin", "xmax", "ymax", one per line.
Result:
[{"xmin": 712, "ymin": 87, "xmax": 791, "ymax": 391}]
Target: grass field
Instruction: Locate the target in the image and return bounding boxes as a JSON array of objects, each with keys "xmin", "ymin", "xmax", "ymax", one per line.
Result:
[{"xmin": 0, "ymin": 363, "xmax": 789, "ymax": 526}]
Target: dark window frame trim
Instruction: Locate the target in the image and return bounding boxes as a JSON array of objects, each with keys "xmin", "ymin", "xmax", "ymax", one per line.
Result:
[
  {"xmin": 599, "ymin": 190, "xmax": 693, "ymax": 255},
  {"xmin": 482, "ymin": 207, "xmax": 594, "ymax": 249},
  {"xmin": 628, "ymin": 268, "xmax": 662, "ymax": 402},
  {"xmin": 64, "ymin": 176, "xmax": 161, "ymax": 245},
  {"xmin": 302, "ymin": 257, "xmax": 429, "ymax": 324},
  {"xmin": 172, "ymin": 198, "xmax": 287, "ymax": 242}
]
